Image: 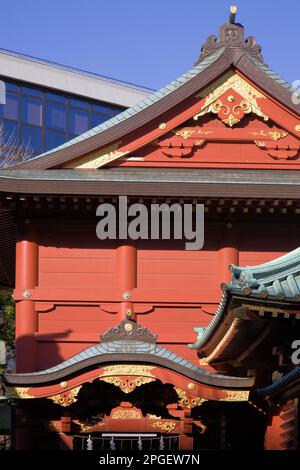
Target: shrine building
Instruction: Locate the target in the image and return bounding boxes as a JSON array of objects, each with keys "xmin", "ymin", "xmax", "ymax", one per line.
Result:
[{"xmin": 1, "ymin": 7, "xmax": 300, "ymax": 450}]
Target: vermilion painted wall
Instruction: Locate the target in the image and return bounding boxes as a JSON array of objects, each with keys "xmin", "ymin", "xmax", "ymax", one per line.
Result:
[{"xmin": 14, "ymin": 217, "xmax": 300, "ymax": 373}]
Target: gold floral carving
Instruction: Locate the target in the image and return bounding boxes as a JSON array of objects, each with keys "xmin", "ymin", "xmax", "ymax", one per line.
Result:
[
  {"xmin": 99, "ymin": 365, "xmax": 156, "ymax": 394},
  {"xmin": 5, "ymin": 387, "xmax": 34, "ymax": 399},
  {"xmin": 194, "ymin": 72, "xmax": 268, "ymax": 127},
  {"xmin": 175, "ymin": 387, "xmax": 207, "ymax": 408},
  {"xmin": 147, "ymin": 414, "xmax": 162, "ymax": 419},
  {"xmin": 152, "ymin": 421, "xmax": 177, "ymax": 433},
  {"xmin": 101, "ymin": 376, "xmax": 155, "ymax": 394},
  {"xmin": 111, "ymin": 409, "xmax": 142, "ymax": 419},
  {"xmin": 174, "ymin": 128, "xmax": 214, "ymax": 139},
  {"xmin": 100, "ymin": 365, "xmax": 156, "ymax": 377},
  {"xmin": 66, "ymin": 142, "xmax": 129, "ymax": 169},
  {"xmin": 221, "ymin": 390, "xmax": 249, "ymax": 401},
  {"xmin": 250, "ymin": 129, "xmax": 288, "ymax": 141},
  {"xmin": 48, "ymin": 386, "xmax": 82, "ymax": 407}
]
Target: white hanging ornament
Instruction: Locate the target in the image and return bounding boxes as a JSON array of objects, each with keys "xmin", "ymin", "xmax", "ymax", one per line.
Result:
[
  {"xmin": 138, "ymin": 436, "xmax": 142, "ymax": 450},
  {"xmin": 159, "ymin": 436, "xmax": 164, "ymax": 450},
  {"xmin": 87, "ymin": 435, "xmax": 93, "ymax": 450},
  {"xmin": 110, "ymin": 437, "xmax": 116, "ymax": 451}
]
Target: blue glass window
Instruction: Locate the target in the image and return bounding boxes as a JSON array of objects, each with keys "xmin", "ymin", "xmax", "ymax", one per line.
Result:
[
  {"xmin": 4, "ymin": 81, "xmax": 19, "ymax": 93},
  {"xmin": 0, "ymin": 119, "xmax": 18, "ymax": 144},
  {"xmin": 45, "ymin": 130, "xmax": 66, "ymax": 151},
  {"xmin": 0, "ymin": 93, "xmax": 18, "ymax": 120},
  {"xmin": 21, "ymin": 124, "xmax": 42, "ymax": 154},
  {"xmin": 21, "ymin": 86, "xmax": 43, "ymax": 98},
  {"xmin": 21, "ymin": 96, "xmax": 42, "ymax": 126},
  {"xmin": 45, "ymin": 102, "xmax": 67, "ymax": 130},
  {"xmin": 69, "ymin": 98, "xmax": 89, "ymax": 110},
  {"xmin": 69, "ymin": 107, "xmax": 89, "ymax": 135},
  {"xmin": 91, "ymin": 112, "xmax": 109, "ymax": 128},
  {"xmin": 46, "ymin": 92, "xmax": 67, "ymax": 104},
  {"xmin": 92, "ymin": 103, "xmax": 113, "ymax": 115}
]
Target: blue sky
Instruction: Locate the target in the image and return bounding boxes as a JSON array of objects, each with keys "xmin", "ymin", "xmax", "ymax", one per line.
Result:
[{"xmin": 0, "ymin": 0, "xmax": 299, "ymax": 90}]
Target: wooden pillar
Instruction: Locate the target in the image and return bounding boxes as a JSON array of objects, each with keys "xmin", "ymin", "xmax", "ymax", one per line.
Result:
[
  {"xmin": 116, "ymin": 244, "xmax": 137, "ymax": 321},
  {"xmin": 218, "ymin": 225, "xmax": 239, "ymax": 285},
  {"xmin": 15, "ymin": 222, "xmax": 39, "ymax": 373},
  {"xmin": 58, "ymin": 433, "xmax": 73, "ymax": 450},
  {"xmin": 179, "ymin": 409, "xmax": 194, "ymax": 450},
  {"xmin": 265, "ymin": 400, "xmax": 298, "ymax": 450}
]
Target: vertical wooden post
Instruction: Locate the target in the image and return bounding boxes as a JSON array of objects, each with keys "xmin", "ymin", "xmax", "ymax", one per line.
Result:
[
  {"xmin": 116, "ymin": 244, "xmax": 137, "ymax": 321},
  {"xmin": 218, "ymin": 225, "xmax": 239, "ymax": 286},
  {"xmin": 15, "ymin": 221, "xmax": 39, "ymax": 373},
  {"xmin": 58, "ymin": 433, "xmax": 73, "ymax": 450},
  {"xmin": 179, "ymin": 409, "xmax": 194, "ymax": 450}
]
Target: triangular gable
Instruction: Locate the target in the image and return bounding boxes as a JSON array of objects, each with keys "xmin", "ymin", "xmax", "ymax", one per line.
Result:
[{"xmin": 13, "ymin": 19, "xmax": 300, "ymax": 171}]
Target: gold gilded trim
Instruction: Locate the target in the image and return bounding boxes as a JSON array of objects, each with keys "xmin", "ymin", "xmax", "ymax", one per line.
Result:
[
  {"xmin": 111, "ymin": 409, "xmax": 142, "ymax": 419},
  {"xmin": 221, "ymin": 390, "xmax": 249, "ymax": 401},
  {"xmin": 66, "ymin": 142, "xmax": 129, "ymax": 169},
  {"xmin": 99, "ymin": 365, "xmax": 156, "ymax": 394},
  {"xmin": 175, "ymin": 387, "xmax": 207, "ymax": 408},
  {"xmin": 152, "ymin": 421, "xmax": 177, "ymax": 433},
  {"xmin": 100, "ymin": 365, "xmax": 156, "ymax": 377},
  {"xmin": 194, "ymin": 72, "xmax": 268, "ymax": 126},
  {"xmin": 101, "ymin": 376, "xmax": 155, "ymax": 394},
  {"xmin": 48, "ymin": 386, "xmax": 82, "ymax": 407},
  {"xmin": 5, "ymin": 387, "xmax": 34, "ymax": 399}
]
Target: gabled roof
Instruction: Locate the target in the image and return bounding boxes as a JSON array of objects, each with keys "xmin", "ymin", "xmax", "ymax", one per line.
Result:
[{"xmin": 12, "ymin": 16, "xmax": 300, "ymax": 170}]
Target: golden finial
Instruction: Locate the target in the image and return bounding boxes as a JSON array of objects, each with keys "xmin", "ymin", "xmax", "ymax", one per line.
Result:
[{"xmin": 229, "ymin": 5, "xmax": 237, "ymax": 24}]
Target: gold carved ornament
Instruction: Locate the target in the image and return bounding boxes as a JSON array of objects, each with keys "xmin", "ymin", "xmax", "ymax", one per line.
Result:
[
  {"xmin": 152, "ymin": 421, "xmax": 177, "ymax": 433},
  {"xmin": 111, "ymin": 409, "xmax": 142, "ymax": 420},
  {"xmin": 99, "ymin": 365, "xmax": 156, "ymax": 394},
  {"xmin": 221, "ymin": 390, "xmax": 249, "ymax": 401},
  {"xmin": 174, "ymin": 387, "xmax": 207, "ymax": 408},
  {"xmin": 48, "ymin": 386, "xmax": 82, "ymax": 407},
  {"xmin": 5, "ymin": 387, "xmax": 34, "ymax": 399},
  {"xmin": 194, "ymin": 72, "xmax": 268, "ymax": 127},
  {"xmin": 66, "ymin": 142, "xmax": 130, "ymax": 169}
]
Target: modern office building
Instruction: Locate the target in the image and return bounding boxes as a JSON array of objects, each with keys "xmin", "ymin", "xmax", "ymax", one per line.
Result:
[{"xmin": 0, "ymin": 48, "xmax": 152, "ymax": 156}]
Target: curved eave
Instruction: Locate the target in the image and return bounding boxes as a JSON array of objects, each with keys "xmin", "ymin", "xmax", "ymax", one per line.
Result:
[
  {"xmin": 256, "ymin": 367, "xmax": 300, "ymax": 404},
  {"xmin": 3, "ymin": 340, "xmax": 254, "ymax": 389}
]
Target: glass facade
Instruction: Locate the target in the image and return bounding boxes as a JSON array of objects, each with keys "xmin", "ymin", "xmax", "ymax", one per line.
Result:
[{"xmin": 0, "ymin": 78, "xmax": 125, "ymax": 155}]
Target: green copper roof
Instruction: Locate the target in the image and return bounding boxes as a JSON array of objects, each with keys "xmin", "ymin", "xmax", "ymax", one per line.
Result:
[{"xmin": 190, "ymin": 248, "xmax": 300, "ymax": 350}]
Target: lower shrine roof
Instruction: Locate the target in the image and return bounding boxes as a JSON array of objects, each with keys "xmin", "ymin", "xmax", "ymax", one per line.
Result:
[
  {"xmin": 190, "ymin": 248, "xmax": 300, "ymax": 352},
  {"xmin": 3, "ymin": 319, "xmax": 253, "ymax": 389}
]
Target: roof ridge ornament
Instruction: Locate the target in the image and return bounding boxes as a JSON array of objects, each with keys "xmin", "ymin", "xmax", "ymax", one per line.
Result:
[
  {"xmin": 195, "ymin": 5, "xmax": 264, "ymax": 65},
  {"xmin": 100, "ymin": 319, "xmax": 157, "ymax": 343}
]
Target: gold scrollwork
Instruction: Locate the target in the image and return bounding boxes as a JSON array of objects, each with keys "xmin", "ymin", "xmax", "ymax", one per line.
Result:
[
  {"xmin": 174, "ymin": 128, "xmax": 214, "ymax": 139},
  {"xmin": 5, "ymin": 387, "xmax": 34, "ymax": 399},
  {"xmin": 48, "ymin": 386, "xmax": 82, "ymax": 407},
  {"xmin": 111, "ymin": 409, "xmax": 142, "ymax": 419},
  {"xmin": 175, "ymin": 387, "xmax": 207, "ymax": 408},
  {"xmin": 251, "ymin": 129, "xmax": 288, "ymax": 141},
  {"xmin": 194, "ymin": 72, "xmax": 268, "ymax": 127},
  {"xmin": 221, "ymin": 390, "xmax": 249, "ymax": 401},
  {"xmin": 152, "ymin": 421, "xmax": 177, "ymax": 433},
  {"xmin": 101, "ymin": 376, "xmax": 155, "ymax": 394},
  {"xmin": 100, "ymin": 365, "xmax": 155, "ymax": 377},
  {"xmin": 66, "ymin": 142, "xmax": 129, "ymax": 169},
  {"xmin": 99, "ymin": 365, "xmax": 156, "ymax": 393}
]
